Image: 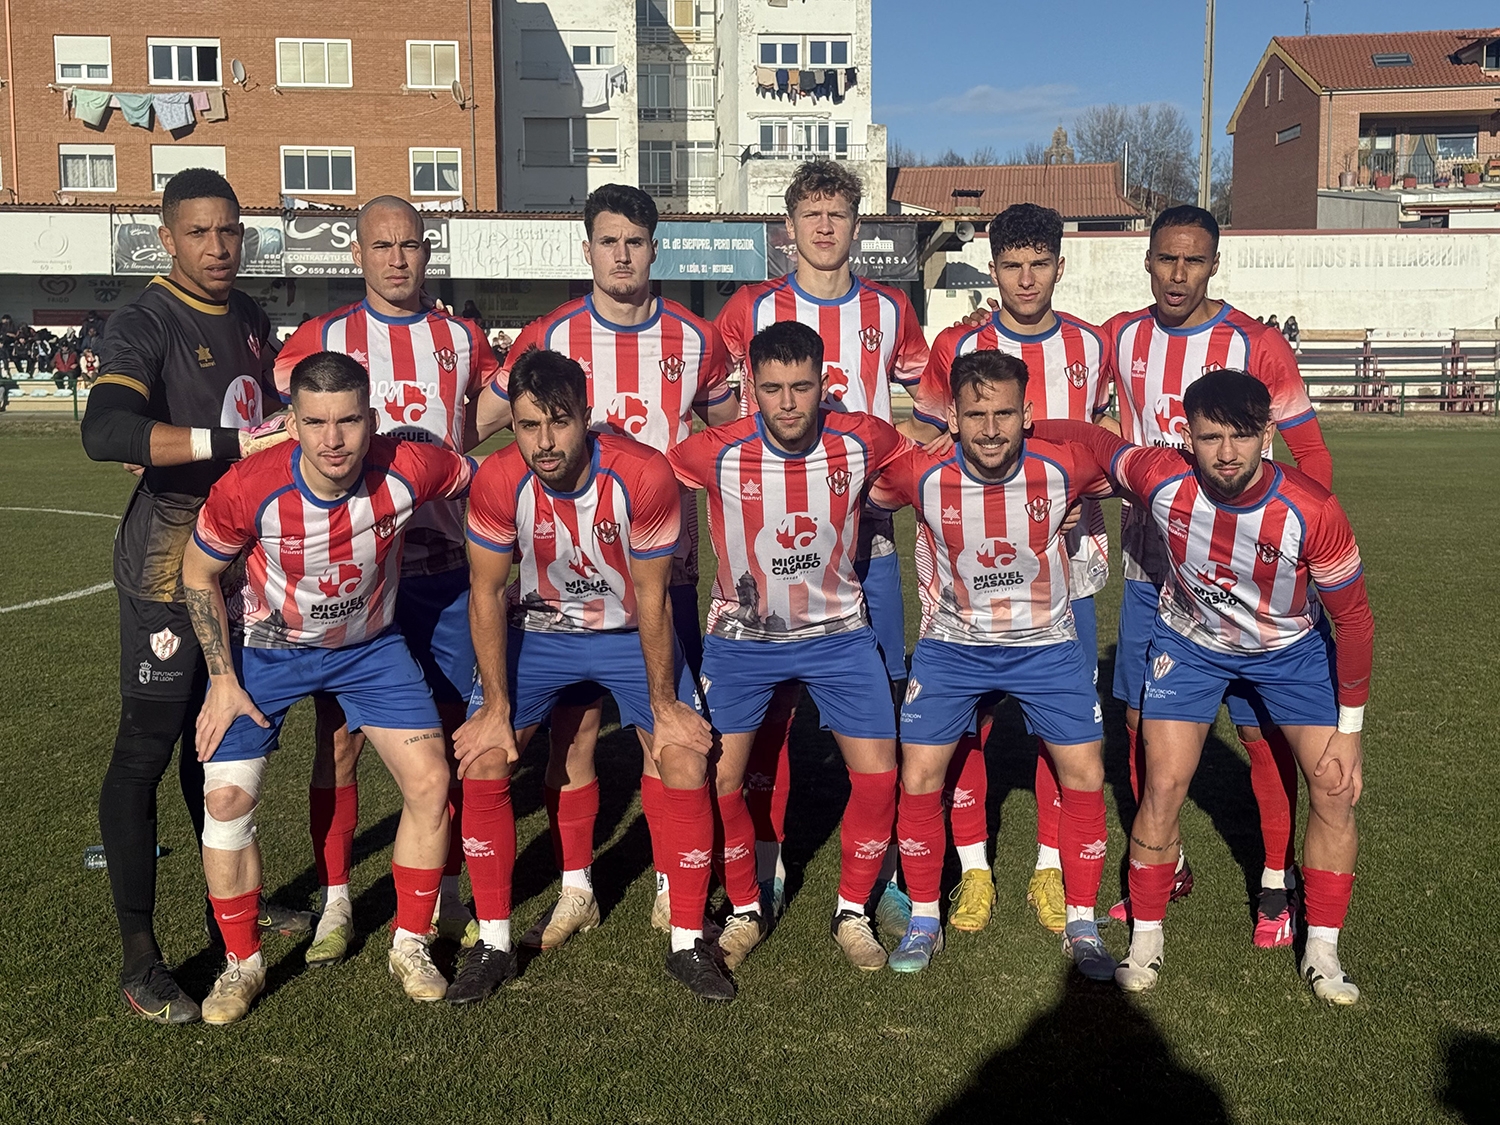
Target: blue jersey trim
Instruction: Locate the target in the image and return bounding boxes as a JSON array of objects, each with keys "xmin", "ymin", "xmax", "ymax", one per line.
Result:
[
  {"xmin": 1316, "ymin": 565, "xmax": 1364, "ymax": 593},
  {"xmin": 1277, "ymin": 408, "xmax": 1316, "ymax": 430},
  {"xmin": 466, "ymin": 528, "xmax": 513, "ymax": 553},
  {"xmin": 192, "ymin": 531, "xmax": 238, "ymax": 562},
  {"xmin": 629, "ymin": 542, "xmax": 677, "ymax": 560},
  {"xmin": 585, "ymin": 293, "xmax": 664, "ymax": 334}
]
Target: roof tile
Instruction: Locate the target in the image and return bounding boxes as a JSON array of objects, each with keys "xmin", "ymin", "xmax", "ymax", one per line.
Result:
[{"xmin": 888, "ymin": 162, "xmax": 1142, "ymax": 221}]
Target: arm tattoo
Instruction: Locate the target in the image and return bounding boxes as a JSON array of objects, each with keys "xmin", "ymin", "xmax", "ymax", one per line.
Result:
[
  {"xmin": 184, "ymin": 587, "xmax": 232, "ymax": 676},
  {"xmin": 1130, "ymin": 833, "xmax": 1180, "ymax": 853}
]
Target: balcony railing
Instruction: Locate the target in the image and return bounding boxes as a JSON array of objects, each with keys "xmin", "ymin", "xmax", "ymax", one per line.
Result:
[
  {"xmin": 642, "ymin": 177, "xmax": 717, "ymax": 198},
  {"xmin": 747, "ymin": 144, "xmax": 867, "ymax": 162},
  {"xmin": 638, "ymin": 106, "xmax": 715, "ymax": 122},
  {"xmin": 637, "ymin": 26, "xmax": 711, "ymax": 45},
  {"xmin": 1361, "ymin": 148, "xmax": 1498, "ymax": 186}
]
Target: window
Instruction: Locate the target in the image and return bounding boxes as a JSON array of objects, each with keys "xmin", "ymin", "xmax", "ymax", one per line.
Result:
[
  {"xmin": 572, "ymin": 43, "xmax": 615, "ymax": 66},
  {"xmin": 1278, "ymin": 67, "xmax": 1284, "ymax": 101},
  {"xmin": 59, "ymin": 144, "xmax": 115, "ymax": 191},
  {"xmin": 640, "ymin": 64, "xmax": 673, "ymax": 115},
  {"xmin": 688, "ymin": 61, "xmax": 714, "ymax": 112},
  {"xmin": 1263, "ymin": 74, "xmax": 1269, "ymax": 107},
  {"xmin": 759, "ymin": 120, "xmax": 851, "ymax": 158},
  {"xmin": 281, "ymin": 146, "xmax": 355, "ymax": 193},
  {"xmin": 574, "ymin": 118, "xmax": 617, "ymax": 165},
  {"xmin": 152, "ymin": 145, "xmax": 226, "ymax": 191},
  {"xmin": 676, "ymin": 140, "xmax": 715, "ymax": 180},
  {"xmin": 807, "ymin": 39, "xmax": 849, "ymax": 66},
  {"xmin": 411, "ymin": 148, "xmax": 461, "ymax": 194},
  {"xmin": 759, "ymin": 39, "xmax": 799, "ymax": 65},
  {"xmin": 639, "ymin": 62, "xmax": 712, "ymax": 119},
  {"xmin": 638, "ymin": 0, "xmax": 698, "ymax": 29},
  {"xmin": 1371, "ymin": 52, "xmax": 1413, "ymax": 68},
  {"xmin": 523, "ymin": 118, "xmax": 618, "ymax": 166},
  {"xmin": 277, "ymin": 39, "xmax": 352, "ymax": 87},
  {"xmin": 54, "ymin": 35, "xmax": 111, "ymax": 84},
  {"xmin": 148, "ymin": 38, "xmax": 219, "ymax": 84},
  {"xmin": 1275, "ymin": 124, "xmax": 1301, "ymax": 145},
  {"xmin": 408, "ymin": 41, "xmax": 458, "ymax": 89},
  {"xmin": 640, "ymin": 140, "xmax": 673, "ymax": 188},
  {"xmin": 1436, "ymin": 133, "xmax": 1478, "ymax": 159},
  {"xmin": 1486, "ymin": 41, "xmax": 1500, "ymax": 70}
]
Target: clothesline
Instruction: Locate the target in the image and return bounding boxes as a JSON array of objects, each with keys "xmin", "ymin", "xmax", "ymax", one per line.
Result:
[
  {"xmin": 754, "ymin": 66, "xmax": 857, "ymax": 105},
  {"xmin": 57, "ymin": 86, "xmax": 228, "ymax": 131}
]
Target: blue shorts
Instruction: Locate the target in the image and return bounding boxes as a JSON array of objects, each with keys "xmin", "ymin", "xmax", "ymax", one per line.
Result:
[
  {"xmin": 700, "ymin": 628, "xmax": 896, "ymax": 740},
  {"xmin": 468, "ymin": 628, "xmax": 698, "ymax": 734},
  {"xmin": 902, "ymin": 638, "xmax": 1103, "ymax": 748},
  {"xmin": 1073, "ymin": 595, "xmax": 1098, "ymax": 687},
  {"xmin": 217, "ymin": 631, "xmax": 440, "ymax": 762},
  {"xmin": 394, "ymin": 567, "xmax": 475, "ymax": 705},
  {"xmin": 1140, "ymin": 619, "xmax": 1337, "ymax": 728},
  {"xmin": 554, "ymin": 583, "xmax": 704, "ymax": 708},
  {"xmin": 854, "ymin": 551, "xmax": 908, "ymax": 683},
  {"xmin": 1114, "ymin": 578, "xmax": 1262, "ymax": 726}
]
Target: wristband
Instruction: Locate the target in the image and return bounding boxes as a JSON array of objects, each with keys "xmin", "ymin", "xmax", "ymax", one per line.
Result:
[
  {"xmin": 189, "ymin": 427, "xmax": 213, "ymax": 462},
  {"xmin": 1336, "ymin": 704, "xmax": 1364, "ymax": 734},
  {"xmin": 210, "ymin": 427, "xmax": 242, "ymax": 461}
]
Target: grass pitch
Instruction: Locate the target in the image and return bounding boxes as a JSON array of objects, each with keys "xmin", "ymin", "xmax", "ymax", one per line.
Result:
[{"xmin": 0, "ymin": 416, "xmax": 1496, "ymax": 1124}]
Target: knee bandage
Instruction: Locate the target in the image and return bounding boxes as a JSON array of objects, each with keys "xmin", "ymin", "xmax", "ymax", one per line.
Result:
[{"xmin": 201, "ymin": 758, "xmax": 267, "ymax": 850}]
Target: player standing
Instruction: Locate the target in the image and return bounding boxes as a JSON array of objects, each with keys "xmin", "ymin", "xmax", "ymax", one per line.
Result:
[
  {"xmin": 873, "ymin": 351, "xmax": 1115, "ymax": 977},
  {"xmin": 80, "ymin": 169, "xmax": 299, "ymax": 1024},
  {"xmin": 1104, "ymin": 206, "xmax": 1334, "ymax": 946},
  {"xmin": 714, "ymin": 160, "xmax": 932, "ymax": 927},
  {"xmin": 906, "ymin": 203, "xmax": 1113, "ymax": 936},
  {"xmin": 476, "ymin": 184, "xmax": 738, "ymax": 947},
  {"xmin": 455, "ymin": 349, "xmax": 727, "ymax": 1000},
  {"xmin": 274, "ymin": 196, "xmax": 504, "ymax": 970},
  {"xmin": 182, "ymin": 352, "xmax": 476, "ymax": 1022},
  {"xmin": 1034, "ymin": 371, "xmax": 1371, "ymax": 1004},
  {"xmin": 667, "ymin": 321, "xmax": 912, "ymax": 972}
]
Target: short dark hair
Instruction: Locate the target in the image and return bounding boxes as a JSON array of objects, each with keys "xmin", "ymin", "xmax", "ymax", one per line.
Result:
[
  {"xmin": 951, "ymin": 350, "xmax": 1028, "ymax": 406},
  {"xmin": 1151, "ymin": 204, "xmax": 1219, "ymax": 250},
  {"xmin": 161, "ymin": 168, "xmax": 239, "ymax": 228},
  {"xmin": 289, "ymin": 351, "xmax": 370, "ymax": 403},
  {"xmin": 583, "ymin": 184, "xmax": 659, "ymax": 238},
  {"xmin": 749, "ymin": 320, "xmax": 823, "ymax": 379},
  {"xmin": 508, "ymin": 347, "xmax": 589, "ymax": 420},
  {"xmin": 989, "ymin": 203, "xmax": 1063, "ymax": 260},
  {"xmin": 784, "ymin": 160, "xmax": 862, "ymax": 216},
  {"xmin": 1182, "ymin": 369, "xmax": 1270, "ymax": 434}
]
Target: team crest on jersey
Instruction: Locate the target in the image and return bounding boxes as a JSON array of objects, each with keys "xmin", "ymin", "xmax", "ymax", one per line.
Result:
[
  {"xmin": 975, "ymin": 538, "xmax": 1018, "ymax": 568},
  {"xmin": 148, "ymin": 628, "xmax": 180, "ymax": 661},
  {"xmin": 374, "ymin": 514, "xmax": 397, "ymax": 539},
  {"xmin": 1201, "ymin": 361, "xmax": 1225, "ymax": 374},
  {"xmin": 1154, "ymin": 395, "xmax": 1188, "ymax": 443},
  {"xmin": 860, "ymin": 326, "xmax": 883, "ymax": 353},
  {"xmin": 317, "ymin": 562, "xmax": 364, "ymax": 598},
  {"xmin": 1025, "ymin": 497, "xmax": 1052, "ymax": 523},
  {"xmin": 659, "ymin": 354, "xmax": 685, "ymax": 383},
  {"xmin": 827, "ymin": 468, "xmax": 852, "ymax": 497},
  {"xmin": 823, "ymin": 364, "xmax": 849, "ymax": 403},
  {"xmin": 433, "ymin": 347, "xmax": 458, "ymax": 373},
  {"xmin": 1151, "ymin": 652, "xmax": 1175, "ymax": 681},
  {"xmin": 384, "ymin": 381, "xmax": 429, "ymax": 425},
  {"xmin": 594, "ymin": 518, "xmax": 621, "ymax": 545},
  {"xmin": 606, "ymin": 393, "xmax": 650, "ymax": 437},
  {"xmin": 221, "ymin": 376, "xmax": 262, "ymax": 428},
  {"xmin": 1255, "ymin": 540, "xmax": 1283, "ymax": 565},
  {"xmin": 1065, "ymin": 361, "xmax": 1090, "ymax": 389},
  {"xmin": 534, "ymin": 519, "xmax": 555, "ymax": 540}
]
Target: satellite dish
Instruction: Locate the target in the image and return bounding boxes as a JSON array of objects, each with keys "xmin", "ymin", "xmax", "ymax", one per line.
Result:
[
  {"xmin": 451, "ymin": 80, "xmax": 467, "ymax": 106},
  {"xmin": 231, "ymin": 58, "xmax": 247, "ymax": 85},
  {"xmin": 954, "ymin": 220, "xmax": 975, "ymax": 243}
]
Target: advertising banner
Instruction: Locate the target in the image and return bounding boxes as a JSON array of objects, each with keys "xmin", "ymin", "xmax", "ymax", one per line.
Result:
[
  {"xmin": 767, "ymin": 221, "xmax": 920, "ymax": 281},
  {"xmin": 651, "ymin": 222, "xmax": 767, "ymax": 281},
  {"xmin": 0, "ymin": 212, "xmax": 113, "ymax": 275},
  {"xmin": 283, "ymin": 215, "xmax": 450, "ymax": 277},
  {"xmin": 451, "ymin": 218, "xmax": 591, "ymax": 279},
  {"xmin": 112, "ymin": 213, "xmax": 285, "ymax": 277}
]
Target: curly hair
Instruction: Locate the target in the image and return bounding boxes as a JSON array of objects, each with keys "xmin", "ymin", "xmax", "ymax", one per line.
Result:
[
  {"xmin": 988, "ymin": 202, "xmax": 1063, "ymax": 260},
  {"xmin": 783, "ymin": 160, "xmax": 862, "ymax": 216}
]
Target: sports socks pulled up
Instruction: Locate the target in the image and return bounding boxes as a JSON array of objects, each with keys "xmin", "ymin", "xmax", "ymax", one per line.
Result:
[
  {"xmin": 545, "ymin": 779, "xmax": 599, "ymax": 879},
  {"xmin": 1033, "ymin": 739, "xmax": 1062, "ymax": 852},
  {"xmin": 1242, "ymin": 732, "xmax": 1299, "ymax": 875},
  {"xmin": 838, "ymin": 769, "xmax": 897, "ymax": 906},
  {"xmin": 209, "ymin": 887, "xmax": 263, "ymax": 961},
  {"xmin": 1059, "ymin": 787, "xmax": 1108, "ymax": 911},
  {"xmin": 895, "ymin": 786, "xmax": 945, "ymax": 907},
  {"xmin": 462, "ymin": 777, "xmax": 515, "ymax": 925},
  {"xmin": 744, "ymin": 705, "xmax": 794, "ymax": 846},
  {"xmin": 443, "ymin": 784, "xmax": 464, "ymax": 878},
  {"xmin": 638, "ymin": 773, "xmax": 672, "ymax": 888},
  {"xmin": 661, "ymin": 781, "xmax": 714, "ymax": 933},
  {"xmin": 1302, "ymin": 868, "xmax": 1355, "ymax": 934},
  {"xmin": 309, "ymin": 783, "xmax": 358, "ymax": 888},
  {"xmin": 714, "ymin": 789, "xmax": 761, "ymax": 910},
  {"xmin": 945, "ymin": 729, "xmax": 990, "ymax": 849},
  {"xmin": 391, "ymin": 863, "xmax": 444, "ymax": 937}
]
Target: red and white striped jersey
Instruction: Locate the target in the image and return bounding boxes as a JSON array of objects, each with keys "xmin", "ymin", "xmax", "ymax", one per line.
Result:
[
  {"xmin": 917, "ymin": 309, "xmax": 1114, "ymax": 598},
  {"xmin": 274, "ymin": 301, "xmax": 501, "ymax": 577},
  {"xmin": 870, "ymin": 440, "xmax": 1110, "ymax": 646},
  {"xmin": 491, "ymin": 294, "xmax": 732, "ymax": 588},
  {"xmin": 465, "ymin": 434, "xmax": 680, "ymax": 634},
  {"xmin": 1102, "ymin": 303, "xmax": 1330, "ymax": 583},
  {"xmin": 193, "ymin": 437, "xmax": 474, "ymax": 649},
  {"xmin": 716, "ymin": 274, "xmax": 934, "ymax": 423},
  {"xmin": 668, "ymin": 411, "xmax": 910, "ymax": 642}
]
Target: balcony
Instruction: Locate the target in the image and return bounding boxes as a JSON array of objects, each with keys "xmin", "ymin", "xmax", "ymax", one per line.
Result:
[
  {"xmin": 746, "ymin": 144, "xmax": 868, "ymax": 162},
  {"xmin": 637, "ymin": 26, "xmax": 711, "ymax": 46},
  {"xmin": 638, "ymin": 106, "xmax": 715, "ymax": 123},
  {"xmin": 643, "ymin": 177, "xmax": 717, "ymax": 198}
]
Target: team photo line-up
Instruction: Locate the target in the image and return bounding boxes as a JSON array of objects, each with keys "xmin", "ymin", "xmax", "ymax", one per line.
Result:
[{"xmin": 79, "ymin": 158, "xmax": 1372, "ymax": 1026}]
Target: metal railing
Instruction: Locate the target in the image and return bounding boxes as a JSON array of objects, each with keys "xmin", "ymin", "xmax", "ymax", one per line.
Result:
[
  {"xmin": 637, "ymin": 26, "xmax": 711, "ymax": 45},
  {"xmin": 638, "ymin": 107, "xmax": 715, "ymax": 122},
  {"xmin": 748, "ymin": 144, "xmax": 866, "ymax": 161}
]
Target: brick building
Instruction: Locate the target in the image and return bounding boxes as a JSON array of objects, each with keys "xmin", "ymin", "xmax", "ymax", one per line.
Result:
[{"xmin": 1228, "ymin": 28, "xmax": 1500, "ymax": 229}]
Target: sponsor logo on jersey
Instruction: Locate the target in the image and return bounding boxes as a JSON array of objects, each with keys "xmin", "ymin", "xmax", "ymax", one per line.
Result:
[
  {"xmin": 824, "ymin": 364, "xmax": 849, "ymax": 402},
  {"xmin": 374, "ymin": 514, "xmax": 397, "ymax": 539},
  {"xmin": 975, "ymin": 538, "xmax": 1017, "ymax": 568},
  {"xmin": 196, "ymin": 344, "xmax": 215, "ymax": 368},
  {"xmin": 317, "ymin": 562, "xmax": 364, "ymax": 599},
  {"xmin": 1154, "ymin": 395, "xmax": 1187, "ymax": 444},
  {"xmin": 138, "ymin": 661, "xmax": 152, "ymax": 686},
  {"xmin": 740, "ymin": 479, "xmax": 761, "ymax": 500},
  {"xmin": 222, "ymin": 376, "xmax": 262, "ymax": 428},
  {"xmin": 827, "ymin": 468, "xmax": 852, "ymax": 497},
  {"xmin": 1065, "ymin": 361, "xmax": 1090, "ymax": 389},
  {"xmin": 563, "ymin": 549, "xmax": 613, "ymax": 596},
  {"xmin": 1189, "ymin": 562, "xmax": 1240, "ymax": 608},
  {"xmin": 1151, "ymin": 652, "xmax": 1175, "ymax": 681},
  {"xmin": 348, "ymin": 348, "xmax": 369, "ymax": 369},
  {"xmin": 148, "ymin": 627, "xmax": 180, "ymax": 661},
  {"xmin": 381, "ymin": 380, "xmax": 430, "ymax": 426},
  {"xmin": 898, "ymin": 837, "xmax": 931, "ymax": 858},
  {"xmin": 282, "ymin": 535, "xmax": 304, "ymax": 555},
  {"xmin": 941, "ymin": 505, "xmax": 962, "ymax": 524},
  {"xmin": 534, "ymin": 518, "xmax": 555, "ymax": 540},
  {"xmin": 1132, "ymin": 357, "xmax": 1148, "ymax": 375},
  {"xmin": 594, "ymin": 518, "xmax": 621, "ymax": 545},
  {"xmin": 606, "ymin": 393, "xmax": 650, "ymax": 437},
  {"xmin": 659, "ymin": 353, "xmax": 684, "ymax": 383},
  {"xmin": 767, "ymin": 513, "xmax": 824, "ymax": 579},
  {"xmin": 1167, "ymin": 515, "xmax": 1191, "ymax": 541},
  {"xmin": 246, "ymin": 332, "xmax": 262, "ymax": 359},
  {"xmin": 1256, "ymin": 540, "xmax": 1283, "ymax": 565},
  {"xmin": 1026, "ymin": 497, "xmax": 1052, "ymax": 523},
  {"xmin": 860, "ymin": 326, "xmax": 883, "ymax": 353},
  {"xmin": 433, "ymin": 347, "xmax": 458, "ymax": 373},
  {"xmin": 577, "ymin": 358, "xmax": 592, "ymax": 378},
  {"xmin": 775, "ymin": 513, "xmax": 819, "ymax": 550},
  {"xmin": 972, "ymin": 537, "xmax": 1026, "ymax": 591}
]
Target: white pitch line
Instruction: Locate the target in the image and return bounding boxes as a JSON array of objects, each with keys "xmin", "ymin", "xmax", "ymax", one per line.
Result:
[
  {"xmin": 0, "ymin": 506, "xmax": 120, "ymax": 612},
  {"xmin": 0, "ymin": 506, "xmax": 121, "ymax": 520}
]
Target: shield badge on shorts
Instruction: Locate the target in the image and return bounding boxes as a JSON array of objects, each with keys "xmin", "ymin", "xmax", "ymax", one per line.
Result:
[{"xmin": 149, "ymin": 628, "xmax": 181, "ymax": 662}]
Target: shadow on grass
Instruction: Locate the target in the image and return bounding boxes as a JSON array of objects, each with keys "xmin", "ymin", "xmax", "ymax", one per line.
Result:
[
  {"xmin": 928, "ymin": 971, "xmax": 1233, "ymax": 1124},
  {"xmin": 777, "ymin": 688, "xmax": 867, "ymax": 915},
  {"xmin": 1439, "ymin": 1031, "xmax": 1499, "ymax": 1124}
]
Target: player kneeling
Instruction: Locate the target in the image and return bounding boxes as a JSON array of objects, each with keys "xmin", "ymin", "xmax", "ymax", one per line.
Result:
[
  {"xmin": 182, "ymin": 352, "xmax": 477, "ymax": 1024},
  {"xmin": 1034, "ymin": 371, "xmax": 1373, "ymax": 1005},
  {"xmin": 872, "ymin": 351, "xmax": 1116, "ymax": 977},
  {"xmin": 454, "ymin": 349, "xmax": 725, "ymax": 1002}
]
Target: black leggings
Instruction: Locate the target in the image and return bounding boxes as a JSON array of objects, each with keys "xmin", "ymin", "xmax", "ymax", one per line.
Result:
[{"xmin": 98, "ymin": 690, "xmax": 207, "ymax": 972}]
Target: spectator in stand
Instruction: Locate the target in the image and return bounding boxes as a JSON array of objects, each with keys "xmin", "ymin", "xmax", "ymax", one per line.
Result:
[
  {"xmin": 53, "ymin": 341, "xmax": 79, "ymax": 389},
  {"xmin": 0, "ymin": 315, "xmax": 15, "ymax": 375},
  {"xmin": 12, "ymin": 324, "xmax": 35, "ymax": 376},
  {"xmin": 488, "ymin": 327, "xmax": 512, "ymax": 363},
  {"xmin": 80, "ymin": 346, "xmax": 101, "ymax": 386},
  {"xmin": 1266, "ymin": 314, "xmax": 1280, "ymax": 332},
  {"xmin": 33, "ymin": 329, "xmax": 57, "ymax": 377},
  {"xmin": 460, "ymin": 299, "xmax": 487, "ymax": 332},
  {"xmin": 1284, "ymin": 316, "xmax": 1301, "ymax": 353}
]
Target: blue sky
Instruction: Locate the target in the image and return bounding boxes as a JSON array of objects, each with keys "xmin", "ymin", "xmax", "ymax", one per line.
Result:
[{"xmin": 872, "ymin": 0, "xmax": 1500, "ymax": 161}]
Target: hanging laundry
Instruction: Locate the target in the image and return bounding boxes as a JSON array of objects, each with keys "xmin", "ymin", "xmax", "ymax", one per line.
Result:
[
  {"xmin": 755, "ymin": 66, "xmax": 776, "ymax": 89},
  {"xmin": 70, "ymin": 87, "xmax": 111, "ymax": 127},
  {"xmin": 775, "ymin": 67, "xmax": 788, "ymax": 97},
  {"xmin": 606, "ymin": 64, "xmax": 628, "ymax": 95},
  {"xmin": 190, "ymin": 90, "xmax": 211, "ymax": 113},
  {"xmin": 844, "ymin": 67, "xmax": 858, "ymax": 90},
  {"xmin": 579, "ymin": 68, "xmax": 609, "ymax": 109},
  {"xmin": 115, "ymin": 92, "xmax": 154, "ymax": 129},
  {"xmin": 799, "ymin": 70, "xmax": 816, "ymax": 93},
  {"xmin": 203, "ymin": 89, "xmax": 228, "ymax": 121},
  {"xmin": 153, "ymin": 92, "xmax": 194, "ymax": 131}
]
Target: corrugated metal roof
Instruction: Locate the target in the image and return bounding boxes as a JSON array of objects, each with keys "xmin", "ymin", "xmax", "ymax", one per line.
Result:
[
  {"xmin": 1275, "ymin": 28, "xmax": 1500, "ymax": 91},
  {"xmin": 887, "ymin": 163, "xmax": 1142, "ymax": 221}
]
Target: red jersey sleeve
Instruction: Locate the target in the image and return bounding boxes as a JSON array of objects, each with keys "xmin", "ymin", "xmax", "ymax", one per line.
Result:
[
  {"xmin": 397, "ymin": 442, "xmax": 475, "ymax": 505},
  {"xmin": 1051, "ymin": 439, "xmax": 1114, "ymax": 504},
  {"xmin": 868, "ymin": 446, "xmax": 925, "ymax": 511},
  {"xmin": 463, "ymin": 320, "xmax": 502, "ymax": 393},
  {"xmin": 1029, "ymin": 419, "xmax": 1183, "ymax": 503},
  {"xmin": 272, "ymin": 319, "xmax": 326, "ymax": 403},
  {"xmin": 861, "ymin": 413, "xmax": 917, "ymax": 472},
  {"xmin": 490, "ymin": 317, "xmax": 545, "ymax": 402},
  {"xmin": 1092, "ymin": 329, "xmax": 1118, "ymax": 418},
  {"xmin": 665, "ymin": 424, "xmax": 722, "ymax": 491},
  {"xmin": 465, "ymin": 450, "xmax": 521, "ymax": 553},
  {"xmin": 622, "ymin": 447, "xmax": 683, "ymax": 559},
  {"xmin": 1300, "ymin": 491, "xmax": 1373, "ymax": 706},
  {"xmin": 890, "ymin": 291, "xmax": 931, "ymax": 388},
  {"xmin": 192, "ymin": 463, "xmax": 257, "ymax": 561},
  {"xmin": 911, "ymin": 324, "xmax": 962, "ymax": 431},
  {"xmin": 693, "ymin": 321, "xmax": 734, "ymax": 409},
  {"xmin": 713, "ymin": 285, "xmax": 756, "ymax": 375},
  {"xmin": 1251, "ymin": 329, "xmax": 1333, "ymax": 489}
]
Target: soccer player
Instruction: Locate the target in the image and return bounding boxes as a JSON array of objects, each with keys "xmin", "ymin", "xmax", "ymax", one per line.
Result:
[
  {"xmin": 714, "ymin": 160, "xmax": 932, "ymax": 928},
  {"xmin": 667, "ymin": 320, "xmax": 912, "ymax": 972},
  {"xmin": 80, "ymin": 168, "xmax": 299, "ymax": 1024},
  {"xmin": 181, "ymin": 351, "xmax": 477, "ymax": 1023},
  {"xmin": 274, "ymin": 195, "xmax": 504, "ymax": 970},
  {"xmin": 455, "ymin": 349, "xmax": 728, "ymax": 1000},
  {"xmin": 475, "ymin": 184, "xmax": 738, "ymax": 947},
  {"xmin": 906, "ymin": 203, "xmax": 1114, "ymax": 936},
  {"xmin": 872, "ymin": 350, "xmax": 1116, "ymax": 977},
  {"xmin": 1033, "ymin": 370, "xmax": 1371, "ymax": 1004},
  {"xmin": 1102, "ymin": 206, "xmax": 1335, "ymax": 947}
]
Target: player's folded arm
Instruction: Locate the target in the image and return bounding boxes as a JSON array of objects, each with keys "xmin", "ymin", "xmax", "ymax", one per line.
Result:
[{"xmin": 80, "ymin": 380, "xmax": 159, "ymax": 465}]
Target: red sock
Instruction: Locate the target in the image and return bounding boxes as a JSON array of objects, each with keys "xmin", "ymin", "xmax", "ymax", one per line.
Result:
[
  {"xmin": 309, "ymin": 783, "xmax": 358, "ymax": 886},
  {"xmin": 1244, "ymin": 732, "xmax": 1299, "ymax": 872},
  {"xmin": 1126, "ymin": 724, "xmax": 1145, "ymax": 805},
  {"xmin": 210, "ymin": 887, "xmax": 263, "ymax": 960},
  {"xmin": 945, "ymin": 731, "xmax": 990, "ymax": 847},
  {"xmin": 839, "ymin": 769, "xmax": 897, "ymax": 904},
  {"xmin": 391, "ymin": 863, "xmax": 443, "ymax": 935},
  {"xmin": 1127, "ymin": 859, "xmax": 1177, "ymax": 924},
  {"xmin": 1302, "ymin": 868, "xmax": 1356, "ymax": 930},
  {"xmin": 1059, "ymin": 787, "xmax": 1108, "ymax": 908},
  {"xmin": 461, "ymin": 778, "xmax": 515, "ymax": 922},
  {"xmin": 662, "ymin": 782, "xmax": 713, "ymax": 930},
  {"xmin": 896, "ymin": 786, "xmax": 946, "ymax": 904},
  {"xmin": 639, "ymin": 774, "xmax": 672, "ymax": 878},
  {"xmin": 1034, "ymin": 740, "xmax": 1062, "ymax": 850},
  {"xmin": 715, "ymin": 789, "xmax": 761, "ymax": 910},
  {"xmin": 546, "ymin": 779, "xmax": 599, "ymax": 873},
  {"xmin": 443, "ymin": 785, "xmax": 464, "ymax": 878},
  {"xmin": 745, "ymin": 707, "xmax": 794, "ymax": 845}
]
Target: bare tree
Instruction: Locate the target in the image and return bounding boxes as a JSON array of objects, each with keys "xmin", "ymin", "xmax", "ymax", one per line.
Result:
[
  {"xmin": 889, "ymin": 137, "xmax": 924, "ymax": 167},
  {"xmin": 1003, "ymin": 140, "xmax": 1049, "ymax": 165},
  {"xmin": 970, "ymin": 145, "xmax": 998, "ymax": 165},
  {"xmin": 1072, "ymin": 102, "xmax": 1195, "ymax": 218},
  {"xmin": 1210, "ymin": 146, "xmax": 1232, "ymax": 226}
]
